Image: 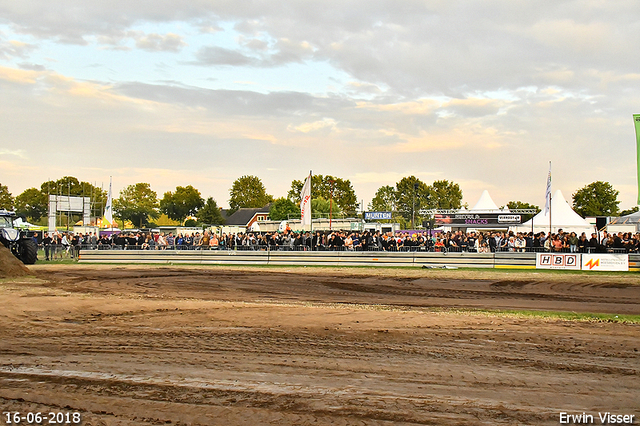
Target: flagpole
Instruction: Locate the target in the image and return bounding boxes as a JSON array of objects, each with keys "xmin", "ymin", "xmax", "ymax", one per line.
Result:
[
  {"xmin": 309, "ymin": 170, "xmax": 313, "ymax": 235},
  {"xmin": 548, "ymin": 162, "xmax": 552, "ymax": 236}
]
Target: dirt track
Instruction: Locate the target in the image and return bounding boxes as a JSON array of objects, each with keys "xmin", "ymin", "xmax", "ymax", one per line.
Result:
[{"xmin": 1, "ymin": 265, "xmax": 639, "ymax": 425}]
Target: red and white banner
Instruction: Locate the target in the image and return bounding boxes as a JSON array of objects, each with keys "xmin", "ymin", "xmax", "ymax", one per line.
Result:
[
  {"xmin": 300, "ymin": 172, "xmax": 312, "ymax": 227},
  {"xmin": 536, "ymin": 253, "xmax": 580, "ymax": 270}
]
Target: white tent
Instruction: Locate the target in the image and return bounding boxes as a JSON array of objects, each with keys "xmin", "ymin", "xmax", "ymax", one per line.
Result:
[
  {"xmin": 471, "ymin": 190, "xmax": 509, "ymax": 212},
  {"xmin": 517, "ymin": 189, "xmax": 593, "ymax": 234}
]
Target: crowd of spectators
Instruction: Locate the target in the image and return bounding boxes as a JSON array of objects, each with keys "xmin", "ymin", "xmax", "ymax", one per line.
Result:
[{"xmin": 36, "ymin": 228, "xmax": 640, "ymax": 259}]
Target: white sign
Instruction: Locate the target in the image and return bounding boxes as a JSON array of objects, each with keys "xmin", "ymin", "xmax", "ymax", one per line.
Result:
[
  {"xmin": 497, "ymin": 215, "xmax": 522, "ymax": 223},
  {"xmin": 365, "ymin": 212, "xmax": 392, "ymax": 220},
  {"xmin": 581, "ymin": 254, "xmax": 629, "ymax": 271},
  {"xmin": 536, "ymin": 253, "xmax": 580, "ymax": 270}
]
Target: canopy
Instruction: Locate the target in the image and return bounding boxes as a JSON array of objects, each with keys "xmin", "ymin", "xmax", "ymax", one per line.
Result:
[
  {"xmin": 517, "ymin": 189, "xmax": 593, "ymax": 233},
  {"xmin": 609, "ymin": 210, "xmax": 640, "ymax": 225}
]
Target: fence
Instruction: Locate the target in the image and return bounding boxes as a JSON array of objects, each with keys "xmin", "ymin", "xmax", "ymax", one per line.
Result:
[{"xmin": 75, "ymin": 248, "xmax": 640, "ymax": 271}]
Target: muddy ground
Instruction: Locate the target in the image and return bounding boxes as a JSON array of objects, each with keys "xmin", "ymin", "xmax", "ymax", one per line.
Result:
[{"xmin": 1, "ymin": 265, "xmax": 639, "ymax": 425}]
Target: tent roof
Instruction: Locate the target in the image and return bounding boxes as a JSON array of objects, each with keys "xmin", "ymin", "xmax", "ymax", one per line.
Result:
[
  {"xmin": 523, "ymin": 189, "xmax": 590, "ymax": 228},
  {"xmin": 470, "ymin": 190, "xmax": 507, "ymax": 212},
  {"xmin": 609, "ymin": 210, "xmax": 640, "ymax": 225}
]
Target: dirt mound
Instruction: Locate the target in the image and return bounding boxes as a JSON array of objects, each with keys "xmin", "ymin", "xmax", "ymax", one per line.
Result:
[{"xmin": 0, "ymin": 244, "xmax": 30, "ymax": 278}]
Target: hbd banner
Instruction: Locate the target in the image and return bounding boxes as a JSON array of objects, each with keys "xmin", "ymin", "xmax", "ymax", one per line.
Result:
[{"xmin": 536, "ymin": 253, "xmax": 580, "ymax": 270}]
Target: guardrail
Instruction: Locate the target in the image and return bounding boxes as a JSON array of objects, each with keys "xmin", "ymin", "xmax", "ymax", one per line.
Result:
[{"xmin": 76, "ymin": 249, "xmax": 640, "ymax": 271}]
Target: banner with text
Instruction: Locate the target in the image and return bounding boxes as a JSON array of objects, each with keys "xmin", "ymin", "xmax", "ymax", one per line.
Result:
[
  {"xmin": 435, "ymin": 213, "xmax": 522, "ymax": 227},
  {"xmin": 581, "ymin": 254, "xmax": 629, "ymax": 271},
  {"xmin": 536, "ymin": 253, "xmax": 581, "ymax": 270},
  {"xmin": 634, "ymin": 114, "xmax": 640, "ymax": 204}
]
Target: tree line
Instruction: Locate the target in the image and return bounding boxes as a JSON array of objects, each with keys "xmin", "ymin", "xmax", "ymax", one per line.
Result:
[{"xmin": 0, "ymin": 176, "xmax": 635, "ymax": 228}]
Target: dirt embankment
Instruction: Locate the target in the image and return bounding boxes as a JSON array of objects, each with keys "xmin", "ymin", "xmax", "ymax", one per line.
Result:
[{"xmin": 0, "ymin": 244, "xmax": 30, "ymax": 278}]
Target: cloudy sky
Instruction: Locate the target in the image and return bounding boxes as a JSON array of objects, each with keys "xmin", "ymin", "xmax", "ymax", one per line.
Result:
[{"xmin": 1, "ymin": 0, "xmax": 639, "ymax": 210}]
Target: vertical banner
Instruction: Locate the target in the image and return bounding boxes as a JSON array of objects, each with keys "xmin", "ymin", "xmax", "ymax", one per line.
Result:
[
  {"xmin": 544, "ymin": 162, "xmax": 551, "ymax": 215},
  {"xmin": 634, "ymin": 114, "xmax": 640, "ymax": 204},
  {"xmin": 103, "ymin": 177, "xmax": 113, "ymax": 228},
  {"xmin": 300, "ymin": 172, "xmax": 312, "ymax": 228}
]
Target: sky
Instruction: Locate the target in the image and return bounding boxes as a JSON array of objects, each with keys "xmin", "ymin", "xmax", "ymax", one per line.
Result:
[{"xmin": 1, "ymin": 0, "xmax": 639, "ymax": 211}]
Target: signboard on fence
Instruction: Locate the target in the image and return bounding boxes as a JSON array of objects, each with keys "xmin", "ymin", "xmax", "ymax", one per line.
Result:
[
  {"xmin": 581, "ymin": 254, "xmax": 629, "ymax": 271},
  {"xmin": 536, "ymin": 253, "xmax": 580, "ymax": 270},
  {"xmin": 365, "ymin": 212, "xmax": 392, "ymax": 220},
  {"xmin": 434, "ymin": 213, "xmax": 522, "ymax": 226}
]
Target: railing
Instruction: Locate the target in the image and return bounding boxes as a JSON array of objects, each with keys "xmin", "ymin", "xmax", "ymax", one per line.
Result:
[{"xmin": 37, "ymin": 242, "xmax": 634, "ymax": 262}]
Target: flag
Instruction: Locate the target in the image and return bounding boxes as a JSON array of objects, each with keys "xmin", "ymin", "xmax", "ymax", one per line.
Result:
[
  {"xmin": 300, "ymin": 171, "xmax": 312, "ymax": 227},
  {"xmin": 544, "ymin": 162, "xmax": 551, "ymax": 215},
  {"xmin": 634, "ymin": 114, "xmax": 640, "ymax": 205},
  {"xmin": 103, "ymin": 177, "xmax": 113, "ymax": 228}
]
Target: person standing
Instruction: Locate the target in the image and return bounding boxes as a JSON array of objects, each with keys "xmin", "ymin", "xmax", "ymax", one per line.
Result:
[{"xmin": 42, "ymin": 232, "xmax": 52, "ymax": 261}]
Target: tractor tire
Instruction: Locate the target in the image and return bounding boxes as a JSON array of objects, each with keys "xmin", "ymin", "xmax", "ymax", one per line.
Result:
[{"xmin": 18, "ymin": 238, "xmax": 38, "ymax": 265}]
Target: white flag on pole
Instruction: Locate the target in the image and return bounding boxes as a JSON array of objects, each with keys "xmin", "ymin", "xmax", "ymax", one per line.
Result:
[
  {"xmin": 300, "ymin": 172, "xmax": 312, "ymax": 227},
  {"xmin": 103, "ymin": 177, "xmax": 114, "ymax": 227},
  {"xmin": 544, "ymin": 162, "xmax": 551, "ymax": 215}
]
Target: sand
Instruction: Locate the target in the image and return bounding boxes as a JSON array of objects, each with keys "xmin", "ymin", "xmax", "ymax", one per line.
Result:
[{"xmin": 0, "ymin": 264, "xmax": 638, "ymax": 425}]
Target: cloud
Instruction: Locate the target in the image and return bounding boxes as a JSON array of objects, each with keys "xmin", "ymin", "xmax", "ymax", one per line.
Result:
[
  {"xmin": 0, "ymin": 39, "xmax": 35, "ymax": 60},
  {"xmin": 135, "ymin": 33, "xmax": 186, "ymax": 52},
  {"xmin": 17, "ymin": 62, "xmax": 46, "ymax": 71},
  {"xmin": 193, "ymin": 46, "xmax": 257, "ymax": 66}
]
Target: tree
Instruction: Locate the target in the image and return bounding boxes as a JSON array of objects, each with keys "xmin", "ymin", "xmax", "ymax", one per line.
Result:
[
  {"xmin": 506, "ymin": 201, "xmax": 540, "ymax": 222},
  {"xmin": 197, "ymin": 197, "xmax": 226, "ymax": 225},
  {"xmin": 311, "ymin": 196, "xmax": 341, "ymax": 216},
  {"xmin": 269, "ymin": 197, "xmax": 300, "ymax": 221},
  {"xmin": 229, "ymin": 175, "xmax": 273, "ymax": 213},
  {"xmin": 160, "ymin": 185, "xmax": 205, "ymax": 223},
  {"xmin": 368, "ymin": 185, "xmax": 396, "ymax": 212},
  {"xmin": 113, "ymin": 183, "xmax": 159, "ymax": 228},
  {"xmin": 0, "ymin": 183, "xmax": 13, "ymax": 210},
  {"xmin": 430, "ymin": 180, "xmax": 463, "ymax": 209},
  {"xmin": 395, "ymin": 176, "xmax": 431, "ymax": 226},
  {"xmin": 619, "ymin": 206, "xmax": 639, "ymax": 216},
  {"xmin": 572, "ymin": 181, "xmax": 620, "ymax": 217},
  {"xmin": 15, "ymin": 188, "xmax": 48, "ymax": 221},
  {"xmin": 288, "ymin": 174, "xmax": 357, "ymax": 215}
]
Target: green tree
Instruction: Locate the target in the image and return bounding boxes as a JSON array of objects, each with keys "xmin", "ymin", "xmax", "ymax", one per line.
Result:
[
  {"xmin": 572, "ymin": 181, "xmax": 620, "ymax": 217},
  {"xmin": 160, "ymin": 185, "xmax": 205, "ymax": 223},
  {"xmin": 113, "ymin": 183, "xmax": 159, "ymax": 228},
  {"xmin": 368, "ymin": 185, "xmax": 396, "ymax": 212},
  {"xmin": 311, "ymin": 196, "xmax": 342, "ymax": 216},
  {"xmin": 430, "ymin": 180, "xmax": 463, "ymax": 209},
  {"xmin": 269, "ymin": 197, "xmax": 300, "ymax": 221},
  {"xmin": 395, "ymin": 176, "xmax": 431, "ymax": 227},
  {"xmin": 288, "ymin": 174, "xmax": 357, "ymax": 215},
  {"xmin": 619, "ymin": 206, "xmax": 639, "ymax": 216},
  {"xmin": 506, "ymin": 201, "xmax": 540, "ymax": 222},
  {"xmin": 15, "ymin": 188, "xmax": 48, "ymax": 221},
  {"xmin": 0, "ymin": 183, "xmax": 14, "ymax": 210},
  {"xmin": 229, "ymin": 175, "xmax": 273, "ymax": 213},
  {"xmin": 197, "ymin": 197, "xmax": 226, "ymax": 225}
]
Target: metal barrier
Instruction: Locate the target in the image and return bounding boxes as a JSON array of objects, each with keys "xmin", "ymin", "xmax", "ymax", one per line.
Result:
[{"xmin": 77, "ymin": 248, "xmax": 640, "ymax": 271}]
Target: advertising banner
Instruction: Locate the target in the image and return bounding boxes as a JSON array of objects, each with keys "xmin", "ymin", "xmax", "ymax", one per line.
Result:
[
  {"xmin": 581, "ymin": 254, "xmax": 629, "ymax": 272},
  {"xmin": 365, "ymin": 212, "xmax": 392, "ymax": 220},
  {"xmin": 634, "ymin": 114, "xmax": 640, "ymax": 204},
  {"xmin": 435, "ymin": 213, "xmax": 522, "ymax": 226},
  {"xmin": 536, "ymin": 253, "xmax": 580, "ymax": 270}
]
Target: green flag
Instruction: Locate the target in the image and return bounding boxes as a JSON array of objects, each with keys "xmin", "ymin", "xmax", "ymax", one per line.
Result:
[{"xmin": 635, "ymin": 114, "xmax": 640, "ymax": 205}]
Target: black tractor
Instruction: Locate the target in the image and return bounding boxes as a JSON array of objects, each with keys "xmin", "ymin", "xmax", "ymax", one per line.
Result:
[{"xmin": 0, "ymin": 210, "xmax": 38, "ymax": 265}]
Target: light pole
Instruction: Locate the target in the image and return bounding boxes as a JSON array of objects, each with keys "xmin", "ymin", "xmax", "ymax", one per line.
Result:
[
  {"xmin": 329, "ymin": 179, "xmax": 335, "ymax": 231},
  {"xmin": 412, "ymin": 182, "xmax": 419, "ymax": 229}
]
